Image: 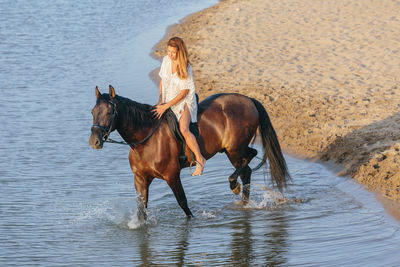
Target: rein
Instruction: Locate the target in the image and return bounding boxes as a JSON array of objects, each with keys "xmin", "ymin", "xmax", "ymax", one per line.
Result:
[{"xmin": 106, "ymin": 118, "xmax": 162, "ymax": 148}]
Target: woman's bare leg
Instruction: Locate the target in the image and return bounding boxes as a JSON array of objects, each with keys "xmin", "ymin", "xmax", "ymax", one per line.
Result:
[{"xmin": 179, "ymin": 104, "xmax": 206, "ymax": 176}]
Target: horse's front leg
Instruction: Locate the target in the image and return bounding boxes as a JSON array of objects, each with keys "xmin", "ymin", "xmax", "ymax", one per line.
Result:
[
  {"xmin": 166, "ymin": 173, "xmax": 193, "ymax": 218},
  {"xmin": 134, "ymin": 174, "xmax": 153, "ymax": 222}
]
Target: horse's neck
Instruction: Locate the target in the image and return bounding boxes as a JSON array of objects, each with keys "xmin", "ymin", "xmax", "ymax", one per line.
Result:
[
  {"xmin": 115, "ymin": 98, "xmax": 157, "ymax": 144},
  {"xmin": 116, "ymin": 126, "xmax": 134, "ymax": 144}
]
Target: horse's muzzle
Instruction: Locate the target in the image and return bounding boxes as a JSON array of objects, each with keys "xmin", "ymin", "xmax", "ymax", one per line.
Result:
[{"xmin": 89, "ymin": 130, "xmax": 104, "ymax": 149}]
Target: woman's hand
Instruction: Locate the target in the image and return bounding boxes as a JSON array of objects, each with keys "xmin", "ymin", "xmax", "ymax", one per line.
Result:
[
  {"xmin": 152, "ymin": 90, "xmax": 188, "ymax": 119},
  {"xmin": 152, "ymin": 103, "xmax": 168, "ymax": 119}
]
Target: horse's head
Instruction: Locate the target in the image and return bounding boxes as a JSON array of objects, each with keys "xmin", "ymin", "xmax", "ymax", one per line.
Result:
[{"xmin": 89, "ymin": 85, "xmax": 118, "ymax": 149}]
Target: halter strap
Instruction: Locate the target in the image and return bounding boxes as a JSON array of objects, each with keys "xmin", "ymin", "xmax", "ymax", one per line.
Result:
[
  {"xmin": 105, "ymin": 113, "xmax": 163, "ymax": 148},
  {"xmin": 91, "ymin": 100, "xmax": 117, "ymax": 141}
]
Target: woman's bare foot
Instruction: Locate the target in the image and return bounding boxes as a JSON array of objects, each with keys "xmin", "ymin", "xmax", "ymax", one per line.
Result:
[{"xmin": 192, "ymin": 158, "xmax": 206, "ymax": 176}]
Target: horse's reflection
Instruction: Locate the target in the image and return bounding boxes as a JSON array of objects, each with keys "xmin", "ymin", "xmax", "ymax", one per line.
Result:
[
  {"xmin": 133, "ymin": 208, "xmax": 288, "ymax": 265},
  {"xmin": 134, "ymin": 221, "xmax": 191, "ymax": 266},
  {"xmin": 136, "ymin": 227, "xmax": 152, "ymax": 266},
  {"xmin": 229, "ymin": 210, "xmax": 289, "ymax": 265},
  {"xmin": 262, "ymin": 210, "xmax": 289, "ymax": 265},
  {"xmin": 168, "ymin": 221, "xmax": 191, "ymax": 266},
  {"xmin": 230, "ymin": 211, "xmax": 254, "ymax": 264}
]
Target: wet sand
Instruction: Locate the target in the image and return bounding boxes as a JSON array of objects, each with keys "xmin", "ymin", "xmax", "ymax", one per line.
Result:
[{"xmin": 152, "ymin": 0, "xmax": 400, "ymax": 202}]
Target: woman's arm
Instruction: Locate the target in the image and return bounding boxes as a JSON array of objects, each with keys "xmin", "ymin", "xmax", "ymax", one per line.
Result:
[{"xmin": 152, "ymin": 89, "xmax": 189, "ymax": 119}]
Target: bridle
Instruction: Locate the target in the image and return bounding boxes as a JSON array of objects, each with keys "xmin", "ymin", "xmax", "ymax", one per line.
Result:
[
  {"xmin": 91, "ymin": 99, "xmax": 163, "ymax": 147},
  {"xmin": 91, "ymin": 100, "xmax": 118, "ymax": 142}
]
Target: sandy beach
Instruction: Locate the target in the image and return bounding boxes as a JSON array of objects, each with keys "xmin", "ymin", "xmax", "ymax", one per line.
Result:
[{"xmin": 152, "ymin": 0, "xmax": 400, "ymax": 202}]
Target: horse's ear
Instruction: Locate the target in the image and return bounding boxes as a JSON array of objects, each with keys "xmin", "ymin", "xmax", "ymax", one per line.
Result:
[
  {"xmin": 95, "ymin": 86, "xmax": 101, "ymax": 99},
  {"xmin": 109, "ymin": 85, "xmax": 116, "ymax": 99}
]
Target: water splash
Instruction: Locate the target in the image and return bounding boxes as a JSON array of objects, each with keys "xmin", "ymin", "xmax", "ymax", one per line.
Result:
[
  {"xmin": 70, "ymin": 200, "xmax": 111, "ymax": 224},
  {"xmin": 68, "ymin": 199, "xmax": 159, "ymax": 230},
  {"xmin": 126, "ymin": 210, "xmax": 144, "ymax": 229},
  {"xmin": 126, "ymin": 210, "xmax": 159, "ymax": 229},
  {"xmin": 200, "ymin": 210, "xmax": 217, "ymax": 219},
  {"xmin": 228, "ymin": 183, "xmax": 303, "ymax": 210}
]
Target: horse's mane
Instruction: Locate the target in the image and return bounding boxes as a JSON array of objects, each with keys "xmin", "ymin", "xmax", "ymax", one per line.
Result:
[{"xmin": 98, "ymin": 94, "xmax": 156, "ymax": 128}]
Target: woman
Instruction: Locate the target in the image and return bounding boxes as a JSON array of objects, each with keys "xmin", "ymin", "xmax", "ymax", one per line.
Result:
[{"xmin": 152, "ymin": 37, "xmax": 206, "ymax": 176}]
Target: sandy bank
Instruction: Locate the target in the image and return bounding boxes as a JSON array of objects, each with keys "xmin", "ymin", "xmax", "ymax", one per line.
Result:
[{"xmin": 152, "ymin": 0, "xmax": 400, "ymax": 201}]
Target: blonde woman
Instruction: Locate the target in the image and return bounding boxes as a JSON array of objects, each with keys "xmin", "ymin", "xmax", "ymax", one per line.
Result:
[{"xmin": 153, "ymin": 37, "xmax": 206, "ymax": 176}]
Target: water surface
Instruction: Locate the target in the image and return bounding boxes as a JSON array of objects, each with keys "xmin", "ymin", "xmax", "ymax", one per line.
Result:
[{"xmin": 1, "ymin": 0, "xmax": 399, "ymax": 266}]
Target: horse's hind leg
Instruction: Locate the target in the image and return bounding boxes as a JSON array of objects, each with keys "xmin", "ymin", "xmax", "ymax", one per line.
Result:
[
  {"xmin": 226, "ymin": 147, "xmax": 257, "ymax": 199},
  {"xmin": 240, "ymin": 166, "xmax": 252, "ymax": 202},
  {"xmin": 166, "ymin": 175, "xmax": 193, "ymax": 218}
]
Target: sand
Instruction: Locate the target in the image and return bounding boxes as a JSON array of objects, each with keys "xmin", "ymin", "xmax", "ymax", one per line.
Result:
[{"xmin": 152, "ymin": 0, "xmax": 400, "ymax": 201}]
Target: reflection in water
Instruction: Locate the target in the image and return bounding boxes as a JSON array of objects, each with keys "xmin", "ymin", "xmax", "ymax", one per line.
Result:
[
  {"xmin": 113, "ymin": 154, "xmax": 400, "ymax": 266},
  {"xmin": 169, "ymin": 222, "xmax": 191, "ymax": 266},
  {"xmin": 230, "ymin": 211, "xmax": 255, "ymax": 265},
  {"xmin": 263, "ymin": 211, "xmax": 288, "ymax": 265},
  {"xmin": 132, "ymin": 206, "xmax": 290, "ymax": 266},
  {"xmin": 134, "ymin": 220, "xmax": 192, "ymax": 266},
  {"xmin": 230, "ymin": 208, "xmax": 289, "ymax": 266},
  {"xmin": 137, "ymin": 228, "xmax": 152, "ymax": 267},
  {"xmin": 2, "ymin": 0, "xmax": 400, "ymax": 265}
]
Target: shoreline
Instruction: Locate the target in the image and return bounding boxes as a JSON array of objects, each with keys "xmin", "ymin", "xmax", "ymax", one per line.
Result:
[{"xmin": 151, "ymin": 0, "xmax": 400, "ymax": 204}]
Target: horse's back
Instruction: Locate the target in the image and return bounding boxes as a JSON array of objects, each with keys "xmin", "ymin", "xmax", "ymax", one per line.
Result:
[
  {"xmin": 199, "ymin": 93, "xmax": 259, "ymax": 121},
  {"xmin": 197, "ymin": 93, "xmax": 259, "ymax": 154},
  {"xmin": 199, "ymin": 92, "xmax": 254, "ymax": 111}
]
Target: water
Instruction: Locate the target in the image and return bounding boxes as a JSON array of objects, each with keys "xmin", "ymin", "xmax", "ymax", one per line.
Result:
[{"xmin": 1, "ymin": 0, "xmax": 399, "ymax": 266}]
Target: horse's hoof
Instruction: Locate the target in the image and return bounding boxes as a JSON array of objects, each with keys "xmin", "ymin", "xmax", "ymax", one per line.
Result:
[{"xmin": 232, "ymin": 183, "xmax": 241, "ymax": 195}]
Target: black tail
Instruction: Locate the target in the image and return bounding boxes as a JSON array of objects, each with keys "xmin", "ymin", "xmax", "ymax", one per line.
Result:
[{"xmin": 251, "ymin": 98, "xmax": 290, "ymax": 191}]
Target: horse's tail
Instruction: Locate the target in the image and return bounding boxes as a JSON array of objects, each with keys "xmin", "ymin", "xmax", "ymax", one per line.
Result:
[{"xmin": 251, "ymin": 98, "xmax": 290, "ymax": 191}]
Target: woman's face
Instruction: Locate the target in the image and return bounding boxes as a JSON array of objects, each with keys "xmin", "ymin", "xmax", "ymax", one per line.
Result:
[{"xmin": 167, "ymin": 46, "xmax": 178, "ymax": 61}]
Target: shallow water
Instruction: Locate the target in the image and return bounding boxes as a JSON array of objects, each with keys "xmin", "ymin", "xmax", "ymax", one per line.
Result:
[{"xmin": 1, "ymin": 0, "xmax": 400, "ymax": 266}]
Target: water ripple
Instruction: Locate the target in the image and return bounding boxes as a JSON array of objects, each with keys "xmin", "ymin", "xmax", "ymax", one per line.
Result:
[{"xmin": 1, "ymin": 0, "xmax": 399, "ymax": 266}]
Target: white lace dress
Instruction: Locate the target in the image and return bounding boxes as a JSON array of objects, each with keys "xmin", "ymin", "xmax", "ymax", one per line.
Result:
[{"xmin": 159, "ymin": 55, "xmax": 198, "ymax": 122}]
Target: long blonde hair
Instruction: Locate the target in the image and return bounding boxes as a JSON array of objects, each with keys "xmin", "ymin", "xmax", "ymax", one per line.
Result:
[{"xmin": 167, "ymin": 37, "xmax": 189, "ymax": 80}]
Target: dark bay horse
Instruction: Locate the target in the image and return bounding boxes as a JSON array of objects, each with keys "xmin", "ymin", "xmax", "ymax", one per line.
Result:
[{"xmin": 89, "ymin": 85, "xmax": 290, "ymax": 219}]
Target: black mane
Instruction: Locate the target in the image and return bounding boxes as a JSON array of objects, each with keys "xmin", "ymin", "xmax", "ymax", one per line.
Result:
[{"xmin": 98, "ymin": 94, "xmax": 157, "ymax": 128}]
